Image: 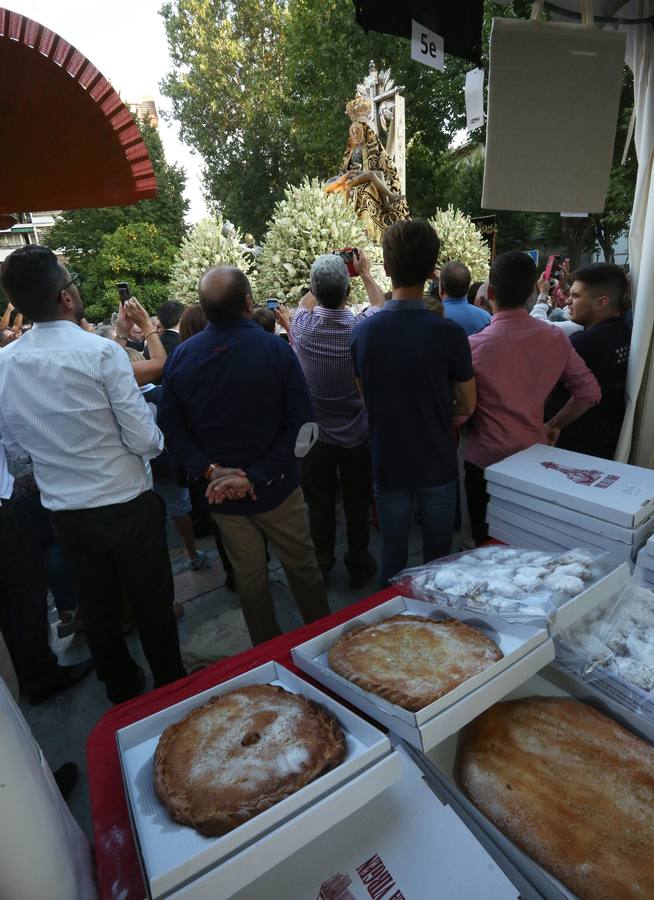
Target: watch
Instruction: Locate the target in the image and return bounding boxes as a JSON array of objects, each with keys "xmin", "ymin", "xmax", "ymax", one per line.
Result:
[{"xmin": 203, "ymin": 463, "xmax": 219, "ymax": 480}]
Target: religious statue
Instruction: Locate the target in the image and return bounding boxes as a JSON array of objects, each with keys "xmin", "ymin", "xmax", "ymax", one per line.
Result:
[{"xmin": 324, "ymin": 66, "xmax": 411, "ymax": 243}]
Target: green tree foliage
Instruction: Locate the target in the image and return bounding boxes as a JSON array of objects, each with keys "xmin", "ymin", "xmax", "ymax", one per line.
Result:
[
  {"xmin": 160, "ymin": 0, "xmax": 290, "ymax": 236},
  {"xmin": 160, "ymin": 0, "xmax": 469, "ymax": 233},
  {"xmin": 46, "ymin": 121, "xmax": 188, "ymax": 284},
  {"xmin": 436, "ymin": 148, "xmax": 562, "ymax": 255},
  {"xmin": 160, "ymin": 0, "xmax": 636, "ymax": 262},
  {"xmin": 590, "ymin": 71, "xmax": 637, "ymax": 263},
  {"xmin": 83, "ymin": 223, "xmax": 177, "ymax": 320}
]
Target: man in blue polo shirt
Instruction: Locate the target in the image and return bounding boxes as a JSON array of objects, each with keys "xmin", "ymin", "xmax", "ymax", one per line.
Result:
[
  {"xmin": 440, "ymin": 261, "xmax": 491, "ymax": 336},
  {"xmin": 351, "ymin": 220, "xmax": 477, "ymax": 586},
  {"xmin": 158, "ymin": 266, "xmax": 329, "ymax": 645}
]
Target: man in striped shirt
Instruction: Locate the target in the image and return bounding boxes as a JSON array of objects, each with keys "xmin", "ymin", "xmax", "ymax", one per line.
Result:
[{"xmin": 285, "ymin": 250, "xmax": 384, "ymax": 588}]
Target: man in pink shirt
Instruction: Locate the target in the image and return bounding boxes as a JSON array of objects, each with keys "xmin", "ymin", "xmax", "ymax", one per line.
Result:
[{"xmin": 464, "ymin": 251, "xmax": 601, "ymax": 544}]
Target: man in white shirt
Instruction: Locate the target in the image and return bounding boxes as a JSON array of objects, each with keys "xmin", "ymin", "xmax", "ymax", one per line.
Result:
[{"xmin": 0, "ymin": 245, "xmax": 185, "ymax": 703}]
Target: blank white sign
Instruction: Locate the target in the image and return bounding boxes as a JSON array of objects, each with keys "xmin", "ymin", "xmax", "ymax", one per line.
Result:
[{"xmin": 483, "ymin": 19, "xmax": 626, "ymax": 213}]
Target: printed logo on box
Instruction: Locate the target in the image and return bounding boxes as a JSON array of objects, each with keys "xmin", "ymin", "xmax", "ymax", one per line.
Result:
[
  {"xmin": 621, "ymin": 484, "xmax": 644, "ymax": 497},
  {"xmin": 319, "ymin": 854, "xmax": 406, "ymax": 900},
  {"xmin": 541, "ymin": 461, "xmax": 620, "ymax": 489}
]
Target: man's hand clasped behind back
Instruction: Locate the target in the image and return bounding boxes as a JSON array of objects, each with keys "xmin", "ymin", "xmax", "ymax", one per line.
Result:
[{"xmin": 205, "ymin": 466, "xmax": 257, "ymax": 505}]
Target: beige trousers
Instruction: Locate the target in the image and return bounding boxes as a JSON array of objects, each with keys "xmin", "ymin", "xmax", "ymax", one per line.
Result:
[{"xmin": 213, "ymin": 486, "xmax": 330, "ymax": 645}]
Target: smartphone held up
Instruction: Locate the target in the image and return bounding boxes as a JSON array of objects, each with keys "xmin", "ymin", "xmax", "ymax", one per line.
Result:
[
  {"xmin": 333, "ymin": 247, "xmax": 360, "ymax": 277},
  {"xmin": 116, "ymin": 282, "xmax": 131, "ymax": 305}
]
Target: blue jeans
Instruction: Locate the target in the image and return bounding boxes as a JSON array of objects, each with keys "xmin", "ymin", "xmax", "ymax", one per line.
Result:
[
  {"xmin": 374, "ymin": 481, "xmax": 457, "ymax": 586},
  {"xmin": 17, "ymin": 492, "xmax": 77, "ymax": 613}
]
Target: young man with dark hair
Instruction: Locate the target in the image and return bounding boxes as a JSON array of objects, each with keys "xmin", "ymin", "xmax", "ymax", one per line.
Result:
[
  {"xmin": 0, "ymin": 245, "xmax": 186, "ymax": 703},
  {"xmin": 143, "ymin": 299, "xmax": 185, "ymax": 379},
  {"xmin": 251, "ymin": 306, "xmax": 277, "ymax": 333},
  {"xmin": 351, "ymin": 219, "xmax": 477, "ymax": 585},
  {"xmin": 463, "ymin": 251, "xmax": 601, "ymax": 544},
  {"xmin": 545, "ymin": 262, "xmax": 630, "ymax": 459},
  {"xmin": 159, "ymin": 265, "xmax": 330, "ymax": 645},
  {"xmin": 440, "ymin": 261, "xmax": 491, "ymax": 336},
  {"xmin": 284, "ymin": 251, "xmax": 384, "ymax": 588}
]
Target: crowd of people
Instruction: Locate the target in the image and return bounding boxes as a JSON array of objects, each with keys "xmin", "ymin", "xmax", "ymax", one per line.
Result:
[{"xmin": 0, "ymin": 221, "xmax": 631, "ymax": 716}]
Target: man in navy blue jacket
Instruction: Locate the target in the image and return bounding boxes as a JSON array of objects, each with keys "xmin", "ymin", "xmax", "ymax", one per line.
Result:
[{"xmin": 159, "ymin": 267, "xmax": 329, "ymax": 644}]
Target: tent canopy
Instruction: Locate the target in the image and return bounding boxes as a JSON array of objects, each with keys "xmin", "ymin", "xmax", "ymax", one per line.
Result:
[{"xmin": 0, "ymin": 8, "xmax": 157, "ymax": 214}]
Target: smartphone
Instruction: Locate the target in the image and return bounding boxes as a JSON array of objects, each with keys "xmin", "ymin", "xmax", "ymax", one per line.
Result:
[
  {"xmin": 116, "ymin": 282, "xmax": 131, "ymax": 305},
  {"xmin": 333, "ymin": 247, "xmax": 359, "ymax": 277},
  {"xmin": 543, "ymin": 255, "xmax": 556, "ymax": 282},
  {"xmin": 550, "ymin": 255, "xmax": 562, "ymax": 280},
  {"xmin": 266, "ymin": 298, "xmax": 280, "ymax": 311}
]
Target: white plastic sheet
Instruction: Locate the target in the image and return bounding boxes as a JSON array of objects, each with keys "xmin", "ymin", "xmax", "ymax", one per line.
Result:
[{"xmin": 0, "ymin": 677, "xmax": 96, "ymax": 900}]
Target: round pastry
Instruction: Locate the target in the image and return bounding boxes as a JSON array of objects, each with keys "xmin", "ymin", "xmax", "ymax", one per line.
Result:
[
  {"xmin": 153, "ymin": 684, "xmax": 346, "ymax": 836},
  {"xmin": 328, "ymin": 614, "xmax": 503, "ymax": 711},
  {"xmin": 458, "ymin": 697, "xmax": 654, "ymax": 900}
]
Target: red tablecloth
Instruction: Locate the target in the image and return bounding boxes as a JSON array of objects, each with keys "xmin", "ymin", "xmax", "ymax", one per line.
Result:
[{"xmin": 87, "ymin": 587, "xmax": 397, "ymax": 900}]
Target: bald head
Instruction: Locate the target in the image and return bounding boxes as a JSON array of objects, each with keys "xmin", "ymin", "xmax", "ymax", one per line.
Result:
[
  {"xmin": 199, "ymin": 266, "xmax": 252, "ymax": 323},
  {"xmin": 440, "ymin": 261, "xmax": 471, "ymax": 299}
]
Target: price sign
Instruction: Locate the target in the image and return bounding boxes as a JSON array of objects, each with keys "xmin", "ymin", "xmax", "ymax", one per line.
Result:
[{"xmin": 410, "ymin": 19, "xmax": 444, "ymax": 71}]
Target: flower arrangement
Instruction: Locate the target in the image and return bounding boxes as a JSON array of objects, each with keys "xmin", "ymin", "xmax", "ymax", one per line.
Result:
[
  {"xmin": 429, "ymin": 206, "xmax": 490, "ymax": 282},
  {"xmin": 168, "ymin": 217, "xmax": 252, "ymax": 304},
  {"xmin": 256, "ymin": 178, "xmax": 383, "ymax": 304}
]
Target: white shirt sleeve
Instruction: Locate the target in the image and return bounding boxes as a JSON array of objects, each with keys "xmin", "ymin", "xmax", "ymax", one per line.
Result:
[
  {"xmin": 101, "ymin": 342, "xmax": 164, "ymax": 459},
  {"xmin": 0, "ymin": 403, "xmax": 27, "ymax": 460}
]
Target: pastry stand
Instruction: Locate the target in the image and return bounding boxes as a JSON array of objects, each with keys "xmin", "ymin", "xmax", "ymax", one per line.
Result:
[{"xmin": 87, "ymin": 588, "xmax": 397, "ymax": 900}]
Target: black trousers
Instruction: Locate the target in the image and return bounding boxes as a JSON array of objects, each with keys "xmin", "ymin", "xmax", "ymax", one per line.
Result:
[
  {"xmin": 464, "ymin": 461, "xmax": 490, "ymax": 546},
  {"xmin": 0, "ymin": 494, "xmax": 59, "ymax": 687},
  {"xmin": 51, "ymin": 490, "xmax": 186, "ymax": 697},
  {"xmin": 301, "ymin": 439, "xmax": 374, "ymax": 577}
]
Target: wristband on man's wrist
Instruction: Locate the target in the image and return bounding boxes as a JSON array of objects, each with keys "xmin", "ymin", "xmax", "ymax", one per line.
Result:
[{"xmin": 203, "ymin": 463, "xmax": 220, "ymax": 480}]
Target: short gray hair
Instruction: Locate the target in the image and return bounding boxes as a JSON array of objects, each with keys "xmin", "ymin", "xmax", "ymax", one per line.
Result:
[
  {"xmin": 310, "ymin": 254, "xmax": 350, "ymax": 309},
  {"xmin": 95, "ymin": 324, "xmax": 116, "ymax": 340}
]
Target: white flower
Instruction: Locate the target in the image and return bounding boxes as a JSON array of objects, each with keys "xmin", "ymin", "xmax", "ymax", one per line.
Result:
[
  {"xmin": 256, "ymin": 178, "xmax": 387, "ymax": 304},
  {"xmin": 429, "ymin": 206, "xmax": 490, "ymax": 281},
  {"xmin": 168, "ymin": 217, "xmax": 252, "ymax": 304}
]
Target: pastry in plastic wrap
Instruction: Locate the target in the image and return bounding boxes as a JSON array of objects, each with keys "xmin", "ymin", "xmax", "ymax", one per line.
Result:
[{"xmin": 392, "ymin": 547, "xmax": 610, "ymax": 624}]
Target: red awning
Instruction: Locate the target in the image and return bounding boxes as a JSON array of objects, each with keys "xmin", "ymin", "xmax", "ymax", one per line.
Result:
[{"xmin": 0, "ymin": 8, "xmax": 157, "ymax": 214}]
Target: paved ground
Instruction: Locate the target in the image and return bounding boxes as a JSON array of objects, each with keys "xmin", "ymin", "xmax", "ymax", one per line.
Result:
[{"xmin": 20, "ymin": 507, "xmax": 430, "ymax": 840}]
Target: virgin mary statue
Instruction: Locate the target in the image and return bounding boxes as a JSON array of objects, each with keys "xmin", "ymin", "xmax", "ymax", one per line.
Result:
[{"xmin": 325, "ymin": 93, "xmax": 411, "ymax": 243}]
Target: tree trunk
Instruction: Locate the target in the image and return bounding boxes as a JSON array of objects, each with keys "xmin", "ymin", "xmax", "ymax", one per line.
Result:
[
  {"xmin": 594, "ymin": 221, "xmax": 615, "ymax": 263},
  {"xmin": 561, "ymin": 217, "xmax": 595, "ymax": 269}
]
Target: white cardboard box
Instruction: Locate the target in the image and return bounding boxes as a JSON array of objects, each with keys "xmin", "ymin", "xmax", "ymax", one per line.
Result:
[
  {"xmin": 486, "ymin": 444, "xmax": 654, "ymax": 528},
  {"xmin": 176, "ymin": 745, "xmax": 523, "ymax": 900},
  {"xmin": 411, "ymin": 665, "xmax": 654, "ymax": 900},
  {"xmin": 487, "ymin": 501, "xmax": 633, "ymax": 562},
  {"xmin": 487, "ymin": 520, "xmax": 570, "ymax": 554},
  {"xmin": 117, "ymin": 661, "xmax": 400, "ymax": 899},
  {"xmin": 636, "ymin": 546, "xmax": 654, "ymax": 573},
  {"xmin": 291, "ymin": 596, "xmax": 554, "ymax": 752},
  {"xmin": 488, "ymin": 482, "xmax": 654, "ymax": 546}
]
